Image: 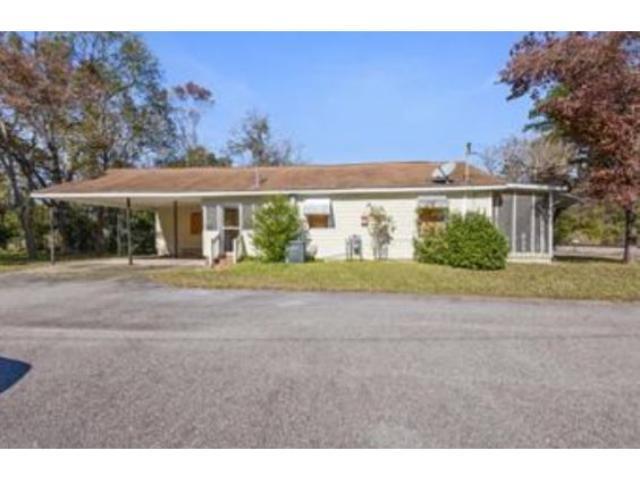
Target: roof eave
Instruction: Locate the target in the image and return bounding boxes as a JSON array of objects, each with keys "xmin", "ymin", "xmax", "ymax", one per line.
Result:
[{"xmin": 31, "ymin": 183, "xmax": 524, "ymax": 201}]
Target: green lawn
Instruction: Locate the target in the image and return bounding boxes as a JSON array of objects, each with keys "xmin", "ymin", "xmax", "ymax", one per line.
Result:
[{"xmin": 148, "ymin": 258, "xmax": 640, "ymax": 301}]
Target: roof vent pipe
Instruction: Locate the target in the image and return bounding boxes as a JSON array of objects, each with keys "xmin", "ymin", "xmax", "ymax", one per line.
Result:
[
  {"xmin": 253, "ymin": 166, "xmax": 260, "ymax": 189},
  {"xmin": 464, "ymin": 142, "xmax": 472, "ymax": 184}
]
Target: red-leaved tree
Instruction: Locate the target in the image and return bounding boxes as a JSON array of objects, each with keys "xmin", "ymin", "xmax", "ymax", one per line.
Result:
[{"xmin": 501, "ymin": 32, "xmax": 640, "ymax": 263}]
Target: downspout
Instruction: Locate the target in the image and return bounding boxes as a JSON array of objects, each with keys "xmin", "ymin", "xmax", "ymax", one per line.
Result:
[{"xmin": 253, "ymin": 166, "xmax": 260, "ymax": 189}]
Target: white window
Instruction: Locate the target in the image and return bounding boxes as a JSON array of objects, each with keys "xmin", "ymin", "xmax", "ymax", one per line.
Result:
[{"xmin": 416, "ymin": 196, "xmax": 449, "ymax": 235}]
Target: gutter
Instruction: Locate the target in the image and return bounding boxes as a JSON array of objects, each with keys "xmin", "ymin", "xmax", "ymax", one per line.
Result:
[{"xmin": 31, "ymin": 183, "xmax": 566, "ymax": 201}]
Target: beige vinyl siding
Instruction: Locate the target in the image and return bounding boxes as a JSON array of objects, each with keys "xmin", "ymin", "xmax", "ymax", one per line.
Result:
[
  {"xmin": 155, "ymin": 204, "xmax": 203, "ymax": 257},
  {"xmin": 198, "ymin": 192, "xmax": 493, "ymax": 261},
  {"xmin": 303, "ymin": 195, "xmax": 412, "ymax": 260},
  {"xmin": 447, "ymin": 192, "xmax": 493, "ymax": 217},
  {"xmin": 201, "ymin": 199, "xmax": 262, "ymax": 263},
  {"xmin": 302, "ymin": 192, "xmax": 493, "ymax": 260},
  {"xmin": 155, "ymin": 212, "xmax": 168, "ymax": 256}
]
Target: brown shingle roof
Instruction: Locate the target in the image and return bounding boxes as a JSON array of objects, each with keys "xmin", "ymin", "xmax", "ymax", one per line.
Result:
[{"xmin": 34, "ymin": 161, "xmax": 503, "ymax": 195}]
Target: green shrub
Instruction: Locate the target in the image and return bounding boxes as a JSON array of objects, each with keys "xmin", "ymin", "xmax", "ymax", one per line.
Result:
[
  {"xmin": 414, "ymin": 212, "xmax": 509, "ymax": 270},
  {"xmin": 413, "ymin": 224, "xmax": 448, "ymax": 265},
  {"xmin": 130, "ymin": 210, "xmax": 157, "ymax": 255},
  {"xmin": 554, "ymin": 202, "xmax": 639, "ymax": 246},
  {"xmin": 445, "ymin": 213, "xmax": 509, "ymax": 270},
  {"xmin": 252, "ymin": 195, "xmax": 303, "ymax": 262},
  {"xmin": 0, "ymin": 212, "xmax": 20, "ymax": 249}
]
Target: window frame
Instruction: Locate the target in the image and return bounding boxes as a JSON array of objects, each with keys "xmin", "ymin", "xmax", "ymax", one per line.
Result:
[{"xmin": 305, "ymin": 213, "xmax": 331, "ymax": 229}]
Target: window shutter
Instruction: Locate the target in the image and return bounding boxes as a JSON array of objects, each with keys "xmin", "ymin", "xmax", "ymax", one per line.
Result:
[
  {"xmin": 205, "ymin": 205, "xmax": 218, "ymax": 231},
  {"xmin": 302, "ymin": 198, "xmax": 331, "ymax": 215},
  {"xmin": 190, "ymin": 211, "xmax": 203, "ymax": 234}
]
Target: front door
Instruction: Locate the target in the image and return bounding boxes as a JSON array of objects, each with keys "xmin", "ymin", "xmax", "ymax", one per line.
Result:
[{"xmin": 223, "ymin": 206, "xmax": 240, "ymax": 253}]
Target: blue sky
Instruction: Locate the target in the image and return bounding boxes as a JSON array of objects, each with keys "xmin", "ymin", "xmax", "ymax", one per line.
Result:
[{"xmin": 143, "ymin": 32, "xmax": 533, "ymax": 165}]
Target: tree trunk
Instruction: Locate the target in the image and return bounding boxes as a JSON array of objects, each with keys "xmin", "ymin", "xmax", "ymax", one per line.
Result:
[
  {"xmin": 2, "ymin": 158, "xmax": 37, "ymax": 259},
  {"xmin": 55, "ymin": 203, "xmax": 72, "ymax": 256},
  {"xmin": 19, "ymin": 201, "xmax": 38, "ymax": 260},
  {"xmin": 622, "ymin": 205, "xmax": 637, "ymax": 264}
]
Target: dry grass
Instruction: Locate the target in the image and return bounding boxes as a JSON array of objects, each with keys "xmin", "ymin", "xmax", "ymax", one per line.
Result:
[
  {"xmin": 0, "ymin": 251, "xmax": 45, "ymax": 273},
  {"xmin": 148, "ymin": 258, "xmax": 640, "ymax": 301},
  {"xmin": 0, "ymin": 251, "xmax": 119, "ymax": 274}
]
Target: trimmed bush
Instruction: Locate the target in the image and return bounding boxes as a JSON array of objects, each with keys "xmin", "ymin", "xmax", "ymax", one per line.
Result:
[
  {"xmin": 444, "ymin": 213, "xmax": 509, "ymax": 270},
  {"xmin": 413, "ymin": 224, "xmax": 448, "ymax": 265},
  {"xmin": 252, "ymin": 195, "xmax": 303, "ymax": 262},
  {"xmin": 414, "ymin": 212, "xmax": 509, "ymax": 270}
]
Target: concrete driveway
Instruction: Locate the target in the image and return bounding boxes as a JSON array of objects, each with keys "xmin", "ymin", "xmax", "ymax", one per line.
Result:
[{"xmin": 1, "ymin": 262, "xmax": 640, "ymax": 448}]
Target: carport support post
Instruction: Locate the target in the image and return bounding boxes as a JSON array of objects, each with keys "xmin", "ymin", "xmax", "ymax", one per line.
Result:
[
  {"xmin": 173, "ymin": 200, "xmax": 178, "ymax": 258},
  {"xmin": 548, "ymin": 191, "xmax": 554, "ymax": 258},
  {"xmin": 116, "ymin": 211, "xmax": 122, "ymax": 256},
  {"xmin": 49, "ymin": 205, "xmax": 55, "ymax": 265},
  {"xmin": 126, "ymin": 197, "xmax": 133, "ymax": 266}
]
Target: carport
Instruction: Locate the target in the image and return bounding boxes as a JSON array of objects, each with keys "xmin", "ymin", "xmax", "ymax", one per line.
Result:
[{"xmin": 30, "ymin": 191, "xmax": 202, "ymax": 266}]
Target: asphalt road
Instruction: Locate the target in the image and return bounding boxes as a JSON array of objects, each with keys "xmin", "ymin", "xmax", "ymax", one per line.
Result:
[{"xmin": 1, "ymin": 266, "xmax": 640, "ymax": 448}]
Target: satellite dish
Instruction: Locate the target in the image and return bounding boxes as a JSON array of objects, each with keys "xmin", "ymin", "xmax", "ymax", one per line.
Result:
[{"xmin": 432, "ymin": 162, "xmax": 456, "ymax": 182}]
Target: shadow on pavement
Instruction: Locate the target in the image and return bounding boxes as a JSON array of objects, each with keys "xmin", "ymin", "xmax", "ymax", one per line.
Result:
[{"xmin": 0, "ymin": 356, "xmax": 31, "ymax": 394}]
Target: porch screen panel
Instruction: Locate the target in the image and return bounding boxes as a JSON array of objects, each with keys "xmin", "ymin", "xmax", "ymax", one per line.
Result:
[
  {"xmin": 534, "ymin": 194, "xmax": 550, "ymax": 253},
  {"xmin": 515, "ymin": 194, "xmax": 534, "ymax": 253},
  {"xmin": 242, "ymin": 204, "xmax": 254, "ymax": 229},
  {"xmin": 205, "ymin": 205, "xmax": 218, "ymax": 231},
  {"xmin": 494, "ymin": 193, "xmax": 514, "ymax": 252}
]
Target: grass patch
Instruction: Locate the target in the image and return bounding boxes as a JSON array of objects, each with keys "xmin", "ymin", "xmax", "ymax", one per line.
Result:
[
  {"xmin": 148, "ymin": 259, "xmax": 640, "ymax": 301},
  {"xmin": 0, "ymin": 251, "xmax": 46, "ymax": 273}
]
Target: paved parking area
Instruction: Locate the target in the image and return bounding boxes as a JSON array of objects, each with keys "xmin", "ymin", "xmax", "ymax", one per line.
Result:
[{"xmin": 1, "ymin": 264, "xmax": 640, "ymax": 447}]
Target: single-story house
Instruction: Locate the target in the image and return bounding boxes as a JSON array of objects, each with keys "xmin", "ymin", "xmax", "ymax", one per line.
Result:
[{"xmin": 31, "ymin": 161, "xmax": 563, "ymax": 264}]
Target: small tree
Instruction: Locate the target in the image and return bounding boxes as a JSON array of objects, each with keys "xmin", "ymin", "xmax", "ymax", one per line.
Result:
[
  {"xmin": 0, "ymin": 215, "xmax": 19, "ymax": 249},
  {"xmin": 252, "ymin": 195, "xmax": 302, "ymax": 262},
  {"xmin": 367, "ymin": 205, "xmax": 395, "ymax": 260}
]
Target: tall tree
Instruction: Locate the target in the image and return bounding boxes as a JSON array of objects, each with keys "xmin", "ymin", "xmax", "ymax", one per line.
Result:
[
  {"xmin": 172, "ymin": 81, "xmax": 214, "ymax": 153},
  {"xmin": 227, "ymin": 111, "xmax": 297, "ymax": 166},
  {"xmin": 0, "ymin": 33, "xmax": 66, "ymax": 257},
  {"xmin": 68, "ymin": 33, "xmax": 176, "ymax": 251},
  {"xmin": 0, "ymin": 32, "xmax": 177, "ymax": 254},
  {"xmin": 68, "ymin": 32, "xmax": 176, "ymax": 172},
  {"xmin": 164, "ymin": 145, "xmax": 232, "ymax": 168},
  {"xmin": 0, "ymin": 131, "xmax": 40, "ymax": 256},
  {"xmin": 501, "ymin": 32, "xmax": 640, "ymax": 263},
  {"xmin": 482, "ymin": 134, "xmax": 578, "ymax": 185},
  {"xmin": 162, "ymin": 82, "xmax": 231, "ymax": 167}
]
